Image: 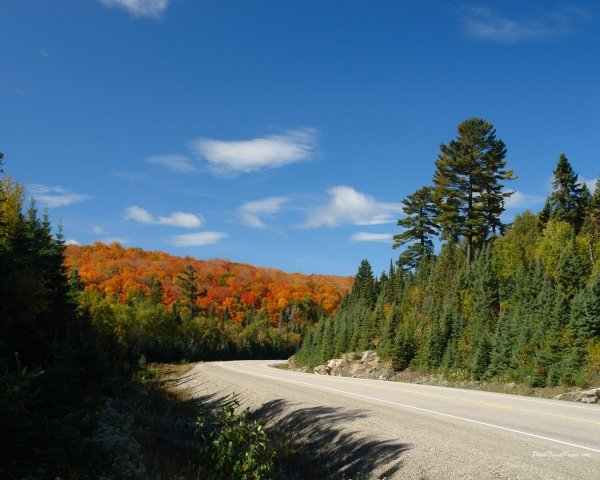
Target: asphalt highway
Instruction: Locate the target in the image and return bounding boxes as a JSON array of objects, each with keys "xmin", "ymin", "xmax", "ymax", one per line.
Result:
[{"xmin": 184, "ymin": 360, "xmax": 600, "ymax": 479}]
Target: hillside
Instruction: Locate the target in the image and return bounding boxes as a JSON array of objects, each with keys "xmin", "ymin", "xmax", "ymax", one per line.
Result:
[{"xmin": 65, "ymin": 243, "xmax": 352, "ymax": 324}]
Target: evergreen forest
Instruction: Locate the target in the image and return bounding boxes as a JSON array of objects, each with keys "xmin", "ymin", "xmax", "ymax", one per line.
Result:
[{"xmin": 295, "ymin": 118, "xmax": 600, "ymax": 389}]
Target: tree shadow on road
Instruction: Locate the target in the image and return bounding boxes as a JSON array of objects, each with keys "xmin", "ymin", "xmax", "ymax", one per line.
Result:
[
  {"xmin": 253, "ymin": 399, "xmax": 408, "ymax": 479},
  {"xmin": 167, "ymin": 373, "xmax": 409, "ymax": 479}
]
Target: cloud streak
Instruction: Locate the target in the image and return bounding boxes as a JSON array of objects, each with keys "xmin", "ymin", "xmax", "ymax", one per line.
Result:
[
  {"xmin": 146, "ymin": 154, "xmax": 197, "ymax": 173},
  {"xmin": 350, "ymin": 232, "xmax": 394, "ymax": 243},
  {"xmin": 190, "ymin": 128, "xmax": 318, "ymax": 175},
  {"xmin": 125, "ymin": 206, "xmax": 204, "ymax": 228},
  {"xmin": 171, "ymin": 231, "xmax": 228, "ymax": 247},
  {"xmin": 98, "ymin": 0, "xmax": 170, "ymax": 18},
  {"xmin": 504, "ymin": 190, "xmax": 546, "ymax": 210},
  {"xmin": 461, "ymin": 6, "xmax": 592, "ymax": 43},
  {"xmin": 304, "ymin": 186, "xmax": 404, "ymax": 228},
  {"xmin": 27, "ymin": 184, "xmax": 92, "ymax": 208},
  {"xmin": 238, "ymin": 196, "xmax": 289, "ymax": 228}
]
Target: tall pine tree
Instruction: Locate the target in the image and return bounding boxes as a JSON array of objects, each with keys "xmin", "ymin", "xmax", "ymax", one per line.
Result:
[{"xmin": 433, "ymin": 118, "xmax": 513, "ymax": 264}]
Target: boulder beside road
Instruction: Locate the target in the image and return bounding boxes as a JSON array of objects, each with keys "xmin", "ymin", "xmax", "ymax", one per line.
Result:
[
  {"xmin": 312, "ymin": 350, "xmax": 394, "ymax": 380},
  {"xmin": 554, "ymin": 387, "xmax": 600, "ymax": 404}
]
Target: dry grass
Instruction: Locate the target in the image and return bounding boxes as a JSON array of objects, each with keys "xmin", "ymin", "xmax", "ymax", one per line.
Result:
[
  {"xmin": 127, "ymin": 362, "xmax": 205, "ymax": 479},
  {"xmin": 155, "ymin": 362, "xmax": 195, "ymax": 381}
]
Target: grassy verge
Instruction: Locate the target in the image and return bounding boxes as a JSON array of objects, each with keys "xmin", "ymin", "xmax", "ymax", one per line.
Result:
[
  {"xmin": 390, "ymin": 368, "xmax": 585, "ymax": 399},
  {"xmin": 120, "ymin": 362, "xmax": 204, "ymax": 479},
  {"xmin": 287, "ymin": 356, "xmax": 589, "ymax": 401}
]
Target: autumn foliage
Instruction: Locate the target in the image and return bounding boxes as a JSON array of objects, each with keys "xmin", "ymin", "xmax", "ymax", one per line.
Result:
[{"xmin": 65, "ymin": 242, "xmax": 352, "ymax": 325}]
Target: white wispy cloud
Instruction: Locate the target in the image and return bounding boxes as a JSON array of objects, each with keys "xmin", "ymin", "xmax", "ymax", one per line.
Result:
[
  {"xmin": 190, "ymin": 128, "xmax": 318, "ymax": 176},
  {"xmin": 304, "ymin": 186, "xmax": 404, "ymax": 228},
  {"xmin": 146, "ymin": 154, "xmax": 197, "ymax": 173},
  {"xmin": 350, "ymin": 232, "xmax": 394, "ymax": 244},
  {"xmin": 504, "ymin": 191, "xmax": 546, "ymax": 210},
  {"xmin": 27, "ymin": 184, "xmax": 92, "ymax": 208},
  {"xmin": 92, "ymin": 225, "xmax": 104, "ymax": 234},
  {"xmin": 98, "ymin": 0, "xmax": 169, "ymax": 18},
  {"xmin": 65, "ymin": 238, "xmax": 80, "ymax": 246},
  {"xmin": 461, "ymin": 6, "xmax": 592, "ymax": 43},
  {"xmin": 238, "ymin": 196, "xmax": 289, "ymax": 228},
  {"xmin": 171, "ymin": 231, "xmax": 228, "ymax": 247},
  {"xmin": 124, "ymin": 206, "xmax": 204, "ymax": 228}
]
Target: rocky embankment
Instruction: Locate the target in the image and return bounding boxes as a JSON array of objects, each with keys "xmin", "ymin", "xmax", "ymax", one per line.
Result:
[
  {"xmin": 291, "ymin": 351, "xmax": 394, "ymax": 380},
  {"xmin": 289, "ymin": 352, "xmax": 600, "ymax": 404},
  {"xmin": 554, "ymin": 387, "xmax": 600, "ymax": 404}
]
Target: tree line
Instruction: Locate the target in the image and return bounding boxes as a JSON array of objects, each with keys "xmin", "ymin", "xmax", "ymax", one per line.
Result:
[
  {"xmin": 64, "ymin": 242, "xmax": 351, "ymax": 363},
  {"xmin": 295, "ymin": 118, "xmax": 600, "ymax": 389}
]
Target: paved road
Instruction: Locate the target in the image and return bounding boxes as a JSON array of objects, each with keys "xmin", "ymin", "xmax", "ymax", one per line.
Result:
[{"xmin": 184, "ymin": 360, "xmax": 600, "ymax": 479}]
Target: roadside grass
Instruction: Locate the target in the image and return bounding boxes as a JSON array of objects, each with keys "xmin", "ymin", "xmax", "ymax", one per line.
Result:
[
  {"xmin": 292, "ymin": 354, "xmax": 590, "ymax": 401},
  {"xmin": 390, "ymin": 368, "xmax": 583, "ymax": 399},
  {"xmin": 128, "ymin": 362, "xmax": 204, "ymax": 479},
  {"xmin": 271, "ymin": 362, "xmax": 289, "ymax": 370}
]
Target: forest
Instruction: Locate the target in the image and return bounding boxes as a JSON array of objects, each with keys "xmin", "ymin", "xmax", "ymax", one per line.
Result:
[
  {"xmin": 64, "ymin": 243, "xmax": 351, "ymax": 362},
  {"xmin": 296, "ymin": 118, "xmax": 600, "ymax": 389},
  {"xmin": 2, "ymin": 117, "xmax": 600, "ymax": 477}
]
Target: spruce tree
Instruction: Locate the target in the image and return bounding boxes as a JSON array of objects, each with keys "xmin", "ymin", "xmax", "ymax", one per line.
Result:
[
  {"xmin": 352, "ymin": 259, "xmax": 377, "ymax": 308},
  {"xmin": 393, "ymin": 186, "xmax": 439, "ymax": 270},
  {"xmin": 320, "ymin": 319, "xmax": 335, "ymax": 361},
  {"xmin": 334, "ymin": 316, "xmax": 350, "ymax": 356},
  {"xmin": 570, "ymin": 270, "xmax": 600, "ymax": 341},
  {"xmin": 540, "ymin": 154, "xmax": 587, "ymax": 231},
  {"xmin": 391, "ymin": 323, "xmax": 415, "ymax": 370},
  {"xmin": 176, "ymin": 264, "xmax": 200, "ymax": 318},
  {"xmin": 488, "ymin": 312, "xmax": 512, "ymax": 378},
  {"xmin": 585, "ymin": 178, "xmax": 600, "ymax": 266},
  {"xmin": 379, "ymin": 303, "xmax": 400, "ymax": 358}
]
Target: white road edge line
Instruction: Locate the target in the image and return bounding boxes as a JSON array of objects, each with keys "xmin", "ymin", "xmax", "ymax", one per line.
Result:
[
  {"xmin": 318, "ymin": 373, "xmax": 597, "ymax": 411},
  {"xmin": 340, "ymin": 377, "xmax": 596, "ymax": 412},
  {"xmin": 218, "ymin": 362, "xmax": 600, "ymax": 455},
  {"xmin": 266, "ymin": 362, "xmax": 596, "ymax": 411}
]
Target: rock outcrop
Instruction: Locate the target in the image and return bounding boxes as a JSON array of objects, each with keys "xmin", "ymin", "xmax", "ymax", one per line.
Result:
[
  {"xmin": 312, "ymin": 351, "xmax": 393, "ymax": 380},
  {"xmin": 579, "ymin": 388, "xmax": 600, "ymax": 404},
  {"xmin": 554, "ymin": 387, "xmax": 600, "ymax": 404}
]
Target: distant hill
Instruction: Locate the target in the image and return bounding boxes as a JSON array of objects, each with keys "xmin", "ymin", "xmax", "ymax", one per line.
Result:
[{"xmin": 65, "ymin": 242, "xmax": 353, "ymax": 325}]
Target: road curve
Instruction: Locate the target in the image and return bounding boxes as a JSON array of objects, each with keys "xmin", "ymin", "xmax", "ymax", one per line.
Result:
[{"xmin": 183, "ymin": 360, "xmax": 600, "ymax": 479}]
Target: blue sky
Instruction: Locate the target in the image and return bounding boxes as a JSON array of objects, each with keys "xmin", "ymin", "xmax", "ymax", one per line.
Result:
[{"xmin": 2, "ymin": 1, "xmax": 599, "ymax": 276}]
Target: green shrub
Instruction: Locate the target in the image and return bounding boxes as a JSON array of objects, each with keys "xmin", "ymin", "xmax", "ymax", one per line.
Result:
[
  {"xmin": 132, "ymin": 355, "xmax": 160, "ymax": 383},
  {"xmin": 196, "ymin": 397, "xmax": 273, "ymax": 480}
]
